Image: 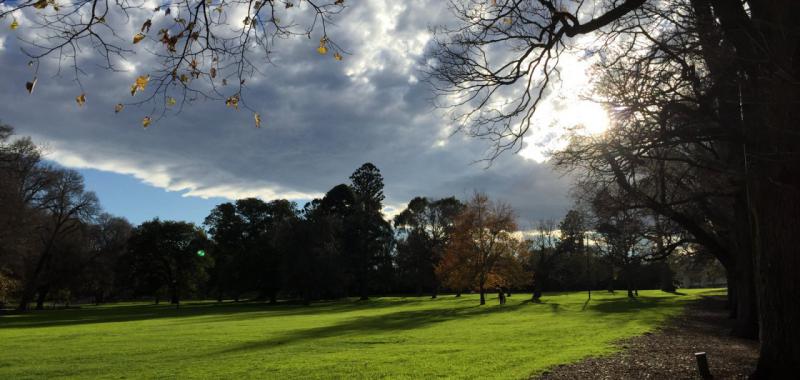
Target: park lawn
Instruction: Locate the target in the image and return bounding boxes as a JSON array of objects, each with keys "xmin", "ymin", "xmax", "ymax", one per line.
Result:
[{"xmin": 0, "ymin": 289, "xmax": 722, "ymax": 379}]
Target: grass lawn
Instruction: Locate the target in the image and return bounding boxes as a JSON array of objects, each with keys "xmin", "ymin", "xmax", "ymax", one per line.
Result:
[{"xmin": 0, "ymin": 289, "xmax": 723, "ymax": 379}]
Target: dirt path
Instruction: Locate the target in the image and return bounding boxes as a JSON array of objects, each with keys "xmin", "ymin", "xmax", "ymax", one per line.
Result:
[{"xmin": 535, "ymin": 295, "xmax": 759, "ymax": 379}]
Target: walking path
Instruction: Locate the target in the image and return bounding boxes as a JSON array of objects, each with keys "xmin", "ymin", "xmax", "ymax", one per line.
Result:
[{"xmin": 535, "ymin": 295, "xmax": 758, "ymax": 379}]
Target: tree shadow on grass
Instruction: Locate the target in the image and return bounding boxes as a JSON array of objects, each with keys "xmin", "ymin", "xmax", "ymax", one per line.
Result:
[
  {"xmin": 217, "ymin": 301, "xmax": 531, "ymax": 354},
  {"xmin": 0, "ymin": 297, "xmax": 428, "ymax": 329},
  {"xmin": 587, "ymin": 295, "xmax": 692, "ymax": 314}
]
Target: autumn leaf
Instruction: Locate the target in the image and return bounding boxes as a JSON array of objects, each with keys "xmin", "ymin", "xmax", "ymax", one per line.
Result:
[
  {"xmin": 141, "ymin": 19, "xmax": 152, "ymax": 33},
  {"xmin": 142, "ymin": 116, "xmax": 151, "ymax": 128},
  {"xmin": 166, "ymin": 97, "xmax": 177, "ymax": 107},
  {"xmin": 317, "ymin": 37, "xmax": 328, "ymax": 54},
  {"xmin": 114, "ymin": 103, "xmax": 124, "ymax": 113},
  {"xmin": 131, "ymin": 75, "xmax": 149, "ymax": 96},
  {"xmin": 76, "ymin": 93, "xmax": 86, "ymax": 107},
  {"xmin": 26, "ymin": 77, "xmax": 37, "ymax": 94},
  {"xmin": 225, "ymin": 95, "xmax": 239, "ymax": 110},
  {"xmin": 243, "ymin": 16, "xmax": 250, "ymax": 26},
  {"xmin": 335, "ymin": 0, "xmax": 344, "ymax": 5},
  {"xmin": 179, "ymin": 74, "xmax": 189, "ymax": 83},
  {"xmin": 334, "ymin": 52, "xmax": 343, "ymax": 61},
  {"xmin": 33, "ymin": 0, "xmax": 48, "ymax": 9},
  {"xmin": 10, "ymin": 18, "xmax": 19, "ymax": 30},
  {"xmin": 210, "ymin": 67, "xmax": 217, "ymax": 79},
  {"xmin": 254, "ymin": 112, "xmax": 262, "ymax": 128},
  {"xmin": 503, "ymin": 17, "xmax": 513, "ymax": 25},
  {"xmin": 133, "ymin": 33, "xmax": 145, "ymax": 44}
]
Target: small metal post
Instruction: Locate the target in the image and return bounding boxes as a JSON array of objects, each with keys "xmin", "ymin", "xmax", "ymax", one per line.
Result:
[{"xmin": 695, "ymin": 352, "xmax": 713, "ymax": 379}]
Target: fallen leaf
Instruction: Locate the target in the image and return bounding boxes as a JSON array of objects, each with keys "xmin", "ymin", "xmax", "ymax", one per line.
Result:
[{"xmin": 133, "ymin": 33, "xmax": 145, "ymax": 44}]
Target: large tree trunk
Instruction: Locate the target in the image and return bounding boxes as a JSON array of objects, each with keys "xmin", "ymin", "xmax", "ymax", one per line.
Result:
[
  {"xmin": 479, "ymin": 285, "xmax": 485, "ymax": 305},
  {"xmin": 750, "ymin": 175, "xmax": 800, "ymax": 377},
  {"xmin": 711, "ymin": 0, "xmax": 800, "ymax": 374}
]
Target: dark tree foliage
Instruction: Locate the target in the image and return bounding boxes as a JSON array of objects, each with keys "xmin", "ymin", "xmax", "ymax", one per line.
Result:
[
  {"xmin": 123, "ymin": 219, "xmax": 210, "ymax": 305},
  {"xmin": 394, "ymin": 196, "xmax": 463, "ymax": 297},
  {"xmin": 347, "ymin": 163, "xmax": 391, "ymax": 300}
]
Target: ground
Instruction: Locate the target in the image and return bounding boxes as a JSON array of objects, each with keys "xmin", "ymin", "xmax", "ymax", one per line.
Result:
[
  {"xmin": 0, "ymin": 289, "xmax": 720, "ymax": 379},
  {"xmin": 536, "ymin": 295, "xmax": 758, "ymax": 379}
]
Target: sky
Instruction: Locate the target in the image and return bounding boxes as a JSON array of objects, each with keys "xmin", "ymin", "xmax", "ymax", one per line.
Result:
[{"xmin": 0, "ymin": 1, "xmax": 606, "ymax": 227}]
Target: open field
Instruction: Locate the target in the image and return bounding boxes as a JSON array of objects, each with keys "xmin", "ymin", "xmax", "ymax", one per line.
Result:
[{"xmin": 0, "ymin": 289, "xmax": 723, "ymax": 379}]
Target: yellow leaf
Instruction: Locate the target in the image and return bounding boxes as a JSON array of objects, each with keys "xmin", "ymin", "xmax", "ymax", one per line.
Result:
[
  {"xmin": 179, "ymin": 74, "xmax": 189, "ymax": 83},
  {"xmin": 254, "ymin": 112, "xmax": 261, "ymax": 128},
  {"xmin": 317, "ymin": 37, "xmax": 328, "ymax": 54},
  {"xmin": 133, "ymin": 33, "xmax": 145, "ymax": 44},
  {"xmin": 135, "ymin": 75, "xmax": 149, "ymax": 89},
  {"xmin": 10, "ymin": 18, "xmax": 19, "ymax": 30},
  {"xmin": 33, "ymin": 0, "xmax": 48, "ymax": 9},
  {"xmin": 333, "ymin": 52, "xmax": 343, "ymax": 61},
  {"xmin": 503, "ymin": 17, "xmax": 513, "ymax": 25},
  {"xmin": 167, "ymin": 97, "xmax": 177, "ymax": 107},
  {"xmin": 131, "ymin": 75, "xmax": 149, "ymax": 96},
  {"xmin": 114, "ymin": 103, "xmax": 124, "ymax": 113},
  {"xmin": 26, "ymin": 77, "xmax": 37, "ymax": 94},
  {"xmin": 142, "ymin": 116, "xmax": 151, "ymax": 128},
  {"xmin": 76, "ymin": 93, "xmax": 86, "ymax": 107}
]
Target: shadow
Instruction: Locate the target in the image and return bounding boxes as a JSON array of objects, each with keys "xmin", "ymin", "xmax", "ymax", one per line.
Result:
[
  {"xmin": 0, "ymin": 297, "xmax": 428, "ymax": 329},
  {"xmin": 218, "ymin": 301, "xmax": 531, "ymax": 354},
  {"xmin": 587, "ymin": 295, "xmax": 691, "ymax": 314}
]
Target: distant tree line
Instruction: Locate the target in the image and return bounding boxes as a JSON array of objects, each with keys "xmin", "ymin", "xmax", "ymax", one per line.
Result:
[{"xmin": 2, "ymin": 125, "xmax": 716, "ymax": 310}]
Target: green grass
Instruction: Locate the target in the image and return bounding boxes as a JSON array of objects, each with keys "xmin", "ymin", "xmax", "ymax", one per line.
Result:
[{"xmin": 0, "ymin": 289, "xmax": 723, "ymax": 379}]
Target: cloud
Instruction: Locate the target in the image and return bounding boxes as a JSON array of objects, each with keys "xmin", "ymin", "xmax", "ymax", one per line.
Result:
[{"xmin": 0, "ymin": 1, "xmax": 579, "ymax": 227}]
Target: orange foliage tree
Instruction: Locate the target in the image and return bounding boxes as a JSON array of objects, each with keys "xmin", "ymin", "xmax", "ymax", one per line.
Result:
[{"xmin": 436, "ymin": 192, "xmax": 519, "ymax": 305}]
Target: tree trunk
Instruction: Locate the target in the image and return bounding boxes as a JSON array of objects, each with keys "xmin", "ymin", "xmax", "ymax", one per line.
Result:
[
  {"xmin": 750, "ymin": 171, "xmax": 800, "ymax": 376},
  {"xmin": 35, "ymin": 285, "xmax": 49, "ymax": 310},
  {"xmin": 743, "ymin": 19, "xmax": 800, "ymax": 373},
  {"xmin": 479, "ymin": 285, "xmax": 485, "ymax": 305},
  {"xmin": 726, "ymin": 268, "xmax": 737, "ymax": 318}
]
